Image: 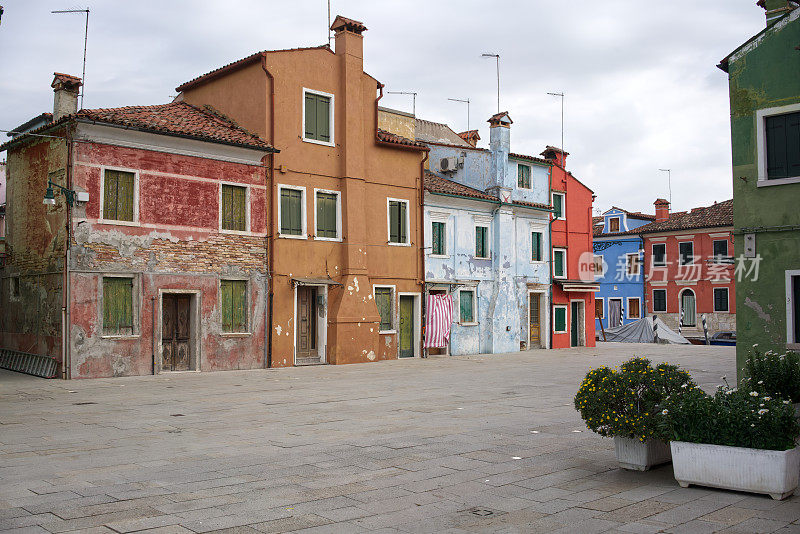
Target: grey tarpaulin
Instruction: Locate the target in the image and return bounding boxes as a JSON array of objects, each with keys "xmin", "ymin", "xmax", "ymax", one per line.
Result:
[{"xmin": 602, "ymin": 316, "xmax": 690, "ymax": 344}]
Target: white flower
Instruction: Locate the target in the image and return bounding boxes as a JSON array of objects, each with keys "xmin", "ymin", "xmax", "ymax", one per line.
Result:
[
  {"xmin": 763, "ymin": 396, "xmax": 771, "ymax": 402},
  {"xmin": 783, "ymin": 400, "xmax": 791, "ymax": 405},
  {"xmin": 758, "ymin": 381, "xmax": 764, "ymax": 385},
  {"xmin": 750, "ymin": 391, "xmax": 759, "ymax": 397},
  {"xmin": 681, "ymin": 383, "xmax": 688, "ymax": 388},
  {"xmin": 753, "ymin": 344, "xmax": 759, "ymax": 348},
  {"xmin": 751, "ymin": 423, "xmax": 755, "ymax": 427},
  {"xmin": 758, "ymin": 409, "xmax": 769, "ymax": 415},
  {"xmin": 661, "ymin": 409, "xmax": 668, "ymax": 415}
]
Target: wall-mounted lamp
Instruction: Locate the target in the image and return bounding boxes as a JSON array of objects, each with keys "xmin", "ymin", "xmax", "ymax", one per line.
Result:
[{"xmin": 43, "ymin": 180, "xmax": 87, "ymax": 206}]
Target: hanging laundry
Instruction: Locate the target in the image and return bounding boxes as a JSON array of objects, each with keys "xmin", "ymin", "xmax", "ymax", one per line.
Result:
[{"xmin": 425, "ymin": 294, "xmax": 453, "ymax": 348}]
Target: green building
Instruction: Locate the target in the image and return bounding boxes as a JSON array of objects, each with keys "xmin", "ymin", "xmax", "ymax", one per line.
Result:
[{"xmin": 719, "ymin": 0, "xmax": 800, "ymax": 375}]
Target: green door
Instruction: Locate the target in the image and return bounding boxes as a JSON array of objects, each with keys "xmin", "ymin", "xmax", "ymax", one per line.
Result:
[
  {"xmin": 571, "ymin": 301, "xmax": 580, "ymax": 347},
  {"xmin": 399, "ymin": 296, "xmax": 414, "ymax": 358}
]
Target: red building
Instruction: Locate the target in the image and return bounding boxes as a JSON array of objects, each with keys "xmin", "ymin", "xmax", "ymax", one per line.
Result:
[
  {"xmin": 641, "ymin": 199, "xmax": 735, "ymax": 339},
  {"xmin": 545, "ymin": 147, "xmax": 598, "ymax": 348}
]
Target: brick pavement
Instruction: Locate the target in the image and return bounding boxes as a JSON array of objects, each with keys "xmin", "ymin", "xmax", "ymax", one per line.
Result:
[{"xmin": 1, "ymin": 343, "xmax": 798, "ymax": 533}]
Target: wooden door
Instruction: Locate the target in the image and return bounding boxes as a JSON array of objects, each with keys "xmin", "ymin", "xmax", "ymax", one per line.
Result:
[
  {"xmin": 296, "ymin": 286, "xmax": 318, "ymax": 363},
  {"xmin": 529, "ymin": 294, "xmax": 541, "ymax": 348},
  {"xmin": 162, "ymin": 295, "xmax": 190, "ymax": 371},
  {"xmin": 570, "ymin": 301, "xmax": 581, "ymax": 347},
  {"xmin": 399, "ymin": 296, "xmax": 414, "ymax": 358}
]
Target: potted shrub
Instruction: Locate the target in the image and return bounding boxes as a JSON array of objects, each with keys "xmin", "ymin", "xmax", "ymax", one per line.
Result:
[
  {"xmin": 574, "ymin": 357, "xmax": 695, "ymax": 471},
  {"xmin": 660, "ymin": 386, "xmax": 800, "ymax": 500},
  {"xmin": 744, "ymin": 348, "xmax": 800, "ymax": 416}
]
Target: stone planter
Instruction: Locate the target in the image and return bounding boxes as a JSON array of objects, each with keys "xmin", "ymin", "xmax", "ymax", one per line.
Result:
[
  {"xmin": 614, "ymin": 436, "xmax": 672, "ymax": 471},
  {"xmin": 671, "ymin": 441, "xmax": 800, "ymax": 500}
]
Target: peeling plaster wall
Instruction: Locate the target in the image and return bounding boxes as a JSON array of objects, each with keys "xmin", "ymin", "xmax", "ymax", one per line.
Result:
[
  {"xmin": 508, "ymin": 159, "xmax": 550, "ymax": 206},
  {"xmin": 427, "ymin": 145, "xmax": 492, "ymax": 190}
]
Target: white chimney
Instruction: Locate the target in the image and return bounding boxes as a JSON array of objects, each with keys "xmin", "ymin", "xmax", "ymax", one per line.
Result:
[{"xmin": 52, "ymin": 72, "xmax": 82, "ymax": 121}]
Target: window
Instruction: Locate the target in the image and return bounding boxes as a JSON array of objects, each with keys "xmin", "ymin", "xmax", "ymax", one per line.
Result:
[
  {"xmin": 652, "ymin": 243, "xmax": 666, "ymax": 267},
  {"xmin": 595, "ymin": 298, "xmax": 604, "ymax": 319},
  {"xmin": 475, "ymin": 226, "xmax": 489, "ymax": 258},
  {"xmin": 626, "ymin": 253, "xmax": 641, "ymax": 276},
  {"xmin": 517, "ymin": 164, "xmax": 531, "ymax": 188},
  {"xmin": 713, "ymin": 239, "xmax": 729, "ymax": 263},
  {"xmin": 593, "ymin": 255, "xmax": 604, "ymax": 276},
  {"xmin": 531, "ymin": 232, "xmax": 542, "ymax": 261},
  {"xmin": 551, "ymin": 192, "xmax": 565, "ymax": 220},
  {"xmin": 102, "ymin": 277, "xmax": 133, "ymax": 335},
  {"xmin": 221, "ymin": 280, "xmax": 247, "ymax": 333},
  {"xmin": 628, "ymin": 297, "xmax": 641, "ymax": 319},
  {"xmin": 279, "ymin": 187, "xmax": 304, "ymax": 237},
  {"xmin": 553, "ymin": 248, "xmax": 566, "ymax": 278},
  {"xmin": 653, "ymin": 289, "xmax": 667, "ymax": 312},
  {"xmin": 388, "ymin": 199, "xmax": 409, "ymax": 244},
  {"xmin": 459, "ymin": 289, "xmax": 476, "ymax": 324},
  {"xmin": 609, "ymin": 217, "xmax": 620, "ymax": 232},
  {"xmin": 713, "ymin": 287, "xmax": 729, "ymax": 312},
  {"xmin": 303, "ymin": 89, "xmax": 333, "ymax": 145},
  {"xmin": 315, "ymin": 190, "xmax": 339, "ymax": 239},
  {"xmin": 679, "ymin": 242, "xmax": 694, "ymax": 265},
  {"xmin": 554, "ymin": 305, "xmax": 568, "ymax": 333},
  {"xmin": 789, "ymin": 274, "xmax": 800, "ymax": 345},
  {"xmin": 221, "ymin": 184, "xmax": 247, "ymax": 232},
  {"xmin": 431, "ymin": 221, "xmax": 446, "ymax": 256},
  {"xmin": 374, "ymin": 287, "xmax": 394, "ymax": 332},
  {"xmin": 765, "ymin": 110, "xmax": 800, "ymax": 180},
  {"xmin": 102, "ymin": 169, "xmax": 135, "ymax": 222}
]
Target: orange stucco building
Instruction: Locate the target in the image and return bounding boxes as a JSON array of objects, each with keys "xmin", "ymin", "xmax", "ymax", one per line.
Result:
[{"xmin": 176, "ymin": 16, "xmax": 428, "ymax": 367}]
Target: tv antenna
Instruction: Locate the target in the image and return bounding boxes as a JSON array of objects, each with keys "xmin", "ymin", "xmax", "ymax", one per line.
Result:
[
  {"xmin": 52, "ymin": 8, "xmax": 90, "ymax": 109},
  {"xmin": 387, "ymin": 91, "xmax": 417, "ymax": 116},
  {"xmin": 447, "ymin": 97, "xmax": 470, "ymax": 132}
]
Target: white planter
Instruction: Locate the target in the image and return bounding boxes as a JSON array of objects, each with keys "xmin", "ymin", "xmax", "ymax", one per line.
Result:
[
  {"xmin": 614, "ymin": 436, "xmax": 671, "ymax": 471},
  {"xmin": 671, "ymin": 441, "xmax": 800, "ymax": 500}
]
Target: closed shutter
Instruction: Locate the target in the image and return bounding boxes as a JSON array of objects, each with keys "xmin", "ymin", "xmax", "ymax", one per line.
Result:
[
  {"xmin": 460, "ymin": 291, "xmax": 474, "ymax": 323},
  {"xmin": 221, "ymin": 280, "xmax": 247, "ymax": 332},
  {"xmin": 432, "ymin": 222, "xmax": 445, "ymax": 255},
  {"xmin": 518, "ymin": 165, "xmax": 530, "ymax": 188},
  {"xmin": 222, "ymin": 184, "xmax": 246, "ymax": 231},
  {"xmin": 103, "ymin": 277, "xmax": 133, "ymax": 335},
  {"xmin": 375, "ymin": 288, "xmax": 393, "ymax": 330},
  {"xmin": 316, "ymin": 95, "xmax": 331, "ymax": 142},
  {"xmin": 316, "ymin": 192, "xmax": 337, "ymax": 238},
  {"xmin": 305, "ymin": 93, "xmax": 317, "ymax": 139},
  {"xmin": 629, "ymin": 299, "xmax": 640, "ymax": 318},
  {"xmin": 281, "ymin": 189, "xmax": 302, "ymax": 235},
  {"xmin": 389, "ymin": 201, "xmax": 406, "ymax": 243},
  {"xmin": 654, "ymin": 290, "xmax": 666, "ymax": 312},
  {"xmin": 399, "ymin": 202, "xmax": 407, "ymax": 243},
  {"xmin": 103, "ymin": 172, "xmax": 117, "ymax": 220},
  {"xmin": 531, "ymin": 232, "xmax": 541, "ymax": 261},
  {"xmin": 554, "ymin": 307, "xmax": 566, "ymax": 332},
  {"xmin": 103, "ymin": 170, "xmax": 135, "ymax": 222},
  {"xmin": 553, "ymin": 194, "xmax": 563, "ymax": 218},
  {"xmin": 595, "ymin": 299, "xmax": 603, "ymax": 318},
  {"xmin": 788, "ymin": 111, "xmax": 800, "ymax": 178},
  {"xmin": 475, "ymin": 227, "xmax": 487, "ymax": 257},
  {"xmin": 554, "ymin": 250, "xmax": 564, "ymax": 277}
]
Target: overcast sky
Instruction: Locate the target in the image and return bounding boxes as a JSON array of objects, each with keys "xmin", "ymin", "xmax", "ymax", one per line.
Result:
[{"xmin": 0, "ymin": 1, "xmax": 766, "ymax": 214}]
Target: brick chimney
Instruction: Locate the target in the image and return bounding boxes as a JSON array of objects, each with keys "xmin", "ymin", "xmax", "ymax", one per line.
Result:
[
  {"xmin": 757, "ymin": 0, "xmax": 798, "ymax": 25},
  {"xmin": 52, "ymin": 72, "xmax": 82, "ymax": 121},
  {"xmin": 458, "ymin": 130, "xmax": 480, "ymax": 147},
  {"xmin": 654, "ymin": 198, "xmax": 670, "ymax": 222},
  {"xmin": 540, "ymin": 145, "xmax": 568, "ymax": 168}
]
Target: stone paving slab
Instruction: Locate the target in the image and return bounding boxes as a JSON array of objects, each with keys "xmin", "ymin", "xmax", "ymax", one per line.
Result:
[{"xmin": 0, "ymin": 343, "xmax": 797, "ymax": 533}]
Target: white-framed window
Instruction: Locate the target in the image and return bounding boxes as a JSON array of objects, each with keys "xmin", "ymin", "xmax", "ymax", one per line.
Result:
[
  {"xmin": 551, "ymin": 191, "xmax": 565, "ymax": 220},
  {"xmin": 627, "ymin": 297, "xmax": 641, "ymax": 319},
  {"xmin": 553, "ymin": 248, "xmax": 567, "ymax": 279},
  {"xmin": 626, "ymin": 253, "xmax": 641, "ymax": 276},
  {"xmin": 787, "ymin": 271, "xmax": 800, "ymax": 347},
  {"xmin": 756, "ymin": 102, "xmax": 800, "ymax": 186},
  {"xmin": 652, "ymin": 289, "xmax": 667, "ymax": 313},
  {"xmin": 593, "ymin": 255, "xmax": 604, "ymax": 277},
  {"xmin": 313, "ymin": 188, "xmax": 341, "ymax": 241},
  {"xmin": 458, "ymin": 288, "xmax": 477, "ymax": 325},
  {"xmin": 431, "ymin": 220, "xmax": 447, "ymax": 257},
  {"xmin": 387, "ymin": 198, "xmax": 410, "ymax": 245},
  {"xmin": 678, "ymin": 241, "xmax": 694, "ymax": 265},
  {"xmin": 608, "ymin": 217, "xmax": 621, "ymax": 232},
  {"xmin": 531, "ymin": 231, "xmax": 543, "ymax": 262},
  {"xmin": 517, "ymin": 163, "xmax": 531, "ymax": 189},
  {"xmin": 302, "ymin": 87, "xmax": 335, "ymax": 147},
  {"xmin": 474, "ymin": 225, "xmax": 490, "ymax": 259},
  {"xmin": 219, "ymin": 182, "xmax": 250, "ymax": 234},
  {"xmin": 99, "ymin": 166, "xmax": 139, "ymax": 225},
  {"xmin": 374, "ymin": 285, "xmax": 396, "ymax": 333},
  {"xmin": 713, "ymin": 239, "xmax": 730, "ymax": 263},
  {"xmin": 713, "ymin": 287, "xmax": 729, "ymax": 312},
  {"xmin": 595, "ymin": 297, "xmax": 604, "ymax": 319},
  {"xmin": 553, "ymin": 305, "xmax": 568, "ymax": 333},
  {"xmin": 278, "ymin": 185, "xmax": 306, "ymax": 239},
  {"xmin": 652, "ymin": 243, "xmax": 667, "ymax": 267}
]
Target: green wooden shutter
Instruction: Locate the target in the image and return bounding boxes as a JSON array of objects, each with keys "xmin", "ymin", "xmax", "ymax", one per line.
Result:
[
  {"xmin": 316, "ymin": 95, "xmax": 330, "ymax": 142},
  {"xmin": 766, "ymin": 112, "xmax": 800, "ymax": 180},
  {"xmin": 103, "ymin": 277, "xmax": 133, "ymax": 335},
  {"xmin": 553, "ymin": 193, "xmax": 563, "ymax": 218},
  {"xmin": 305, "ymin": 93, "xmax": 317, "ymax": 139},
  {"xmin": 316, "ymin": 192, "xmax": 337, "ymax": 238},
  {"xmin": 232, "ymin": 280, "xmax": 246, "ymax": 332},
  {"xmin": 281, "ymin": 189, "xmax": 302, "ymax": 235},
  {"xmin": 103, "ymin": 171, "xmax": 118, "ymax": 220},
  {"xmin": 399, "ymin": 202, "xmax": 407, "ymax": 243},
  {"xmin": 221, "ymin": 280, "xmax": 232, "ymax": 332},
  {"xmin": 475, "ymin": 227, "xmax": 487, "ymax": 257},
  {"xmin": 518, "ymin": 165, "xmax": 530, "ymax": 188},
  {"xmin": 432, "ymin": 222, "xmax": 445, "ymax": 255},
  {"xmin": 788, "ymin": 111, "xmax": 800, "ymax": 178},
  {"xmin": 554, "ymin": 250, "xmax": 564, "ymax": 277},
  {"xmin": 389, "ymin": 201, "xmax": 399, "ymax": 242},
  {"xmin": 532, "ymin": 232, "xmax": 541, "ymax": 261},
  {"xmin": 222, "ymin": 184, "xmax": 247, "ymax": 231},
  {"xmin": 375, "ymin": 288, "xmax": 392, "ymax": 330},
  {"xmin": 460, "ymin": 291, "xmax": 474, "ymax": 323},
  {"xmin": 117, "ymin": 172, "xmax": 134, "ymax": 221},
  {"xmin": 554, "ymin": 307, "xmax": 566, "ymax": 332}
]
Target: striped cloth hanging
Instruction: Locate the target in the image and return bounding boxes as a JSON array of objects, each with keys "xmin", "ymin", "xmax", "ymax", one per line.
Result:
[{"xmin": 424, "ymin": 294, "xmax": 454, "ymax": 348}]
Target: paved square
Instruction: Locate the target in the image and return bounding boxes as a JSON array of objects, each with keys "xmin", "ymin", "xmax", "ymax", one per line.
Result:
[{"xmin": 1, "ymin": 343, "xmax": 797, "ymax": 533}]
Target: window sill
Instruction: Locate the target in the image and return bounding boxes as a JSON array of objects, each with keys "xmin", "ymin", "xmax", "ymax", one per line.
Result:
[
  {"xmin": 429, "ymin": 254, "xmax": 449, "ymax": 259},
  {"xmin": 388, "ymin": 242, "xmax": 412, "ymax": 247},
  {"xmin": 473, "ymin": 256, "xmax": 491, "ymax": 261},
  {"xmin": 98, "ymin": 219, "xmax": 140, "ymax": 227},
  {"xmin": 553, "ymin": 275, "xmax": 567, "ymax": 280},
  {"xmin": 221, "ymin": 332, "xmax": 251, "ymax": 338},
  {"xmin": 628, "ymin": 316, "xmax": 641, "ymax": 320},
  {"xmin": 652, "ymin": 309, "xmax": 668, "ymax": 314},
  {"xmin": 314, "ymin": 236, "xmax": 342, "ymax": 242},
  {"xmin": 712, "ymin": 310, "xmax": 730, "ymax": 314},
  {"xmin": 220, "ymin": 229, "xmax": 251, "ymax": 236},
  {"xmin": 101, "ymin": 334, "xmax": 140, "ymax": 340},
  {"xmin": 278, "ymin": 233, "xmax": 307, "ymax": 240},
  {"xmin": 459, "ymin": 322, "xmax": 478, "ymax": 327},
  {"xmin": 530, "ymin": 260, "xmax": 545, "ymax": 265},
  {"xmin": 553, "ymin": 330, "xmax": 568, "ymax": 334},
  {"xmin": 379, "ymin": 330, "xmax": 396, "ymax": 335},
  {"xmin": 303, "ymin": 137, "xmax": 336, "ymax": 148},
  {"xmin": 757, "ymin": 176, "xmax": 800, "ymax": 187}
]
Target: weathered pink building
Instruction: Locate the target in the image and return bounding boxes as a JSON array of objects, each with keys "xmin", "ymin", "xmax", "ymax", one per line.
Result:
[{"xmin": 0, "ymin": 74, "xmax": 276, "ymax": 378}]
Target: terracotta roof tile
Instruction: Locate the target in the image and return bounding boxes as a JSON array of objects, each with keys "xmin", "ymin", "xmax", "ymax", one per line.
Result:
[
  {"xmin": 330, "ymin": 15, "xmax": 367, "ymax": 33},
  {"xmin": 638, "ymin": 199, "xmax": 733, "ymax": 234},
  {"xmin": 1, "ymin": 102, "xmax": 275, "ymax": 152},
  {"xmin": 52, "ymin": 72, "xmax": 82, "ymax": 89},
  {"xmin": 424, "ymin": 171, "xmax": 496, "ymax": 201},
  {"xmin": 509, "ymin": 152, "xmax": 551, "ymax": 165},
  {"xmin": 609, "ymin": 206, "xmax": 656, "ymax": 221},
  {"xmin": 488, "ymin": 111, "xmax": 512, "ymax": 124},
  {"xmin": 513, "ymin": 198, "xmax": 553, "ymax": 211},
  {"xmin": 376, "ymin": 128, "xmax": 427, "ymax": 150},
  {"xmin": 541, "ymin": 145, "xmax": 569, "ymax": 156}
]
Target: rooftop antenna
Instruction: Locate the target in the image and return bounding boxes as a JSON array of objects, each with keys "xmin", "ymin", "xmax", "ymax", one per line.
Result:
[
  {"xmin": 659, "ymin": 169, "xmax": 672, "ymax": 206},
  {"xmin": 327, "ymin": 0, "xmax": 332, "ymax": 46},
  {"xmin": 481, "ymin": 53, "xmax": 500, "ymax": 113},
  {"xmin": 52, "ymin": 8, "xmax": 89, "ymax": 109},
  {"xmin": 447, "ymin": 97, "xmax": 470, "ymax": 132},
  {"xmin": 547, "ymin": 92, "xmax": 565, "ymax": 160},
  {"xmin": 387, "ymin": 91, "xmax": 417, "ymax": 116}
]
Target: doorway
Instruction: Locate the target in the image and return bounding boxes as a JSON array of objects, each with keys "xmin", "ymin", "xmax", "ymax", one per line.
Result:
[
  {"xmin": 399, "ymin": 295, "xmax": 414, "ymax": 358},
  {"xmin": 609, "ymin": 298, "xmax": 622, "ymax": 328},
  {"xmin": 529, "ymin": 293, "xmax": 542, "ymax": 348},
  {"xmin": 426, "ymin": 289, "xmax": 448, "ymax": 356},
  {"xmin": 571, "ymin": 300, "xmax": 585, "ymax": 347},
  {"xmin": 162, "ymin": 294, "xmax": 192, "ymax": 371},
  {"xmin": 296, "ymin": 286, "xmax": 323, "ymax": 365},
  {"xmin": 681, "ymin": 289, "xmax": 696, "ymax": 327}
]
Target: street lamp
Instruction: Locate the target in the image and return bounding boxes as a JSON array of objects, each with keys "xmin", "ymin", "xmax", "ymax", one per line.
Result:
[{"xmin": 43, "ymin": 180, "xmax": 77, "ymax": 206}]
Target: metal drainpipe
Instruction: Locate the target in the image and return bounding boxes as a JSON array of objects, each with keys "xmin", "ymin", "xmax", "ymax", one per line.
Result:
[
  {"xmin": 262, "ymin": 55, "xmax": 276, "ymax": 369},
  {"xmin": 63, "ymin": 127, "xmax": 74, "ymax": 379},
  {"xmin": 640, "ymin": 235, "xmax": 646, "ymax": 317},
  {"xmin": 419, "ymin": 150, "xmax": 429, "ymax": 358},
  {"xmin": 151, "ymin": 295, "xmax": 156, "ymax": 374},
  {"xmin": 548, "ymin": 215, "xmax": 554, "ymax": 350}
]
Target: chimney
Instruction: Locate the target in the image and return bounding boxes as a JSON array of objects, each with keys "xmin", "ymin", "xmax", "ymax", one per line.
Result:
[
  {"xmin": 540, "ymin": 145, "xmax": 568, "ymax": 168},
  {"xmin": 52, "ymin": 72, "xmax": 82, "ymax": 121},
  {"xmin": 331, "ymin": 15, "xmax": 366, "ymax": 66},
  {"xmin": 757, "ymin": 0, "xmax": 798, "ymax": 25},
  {"xmin": 488, "ymin": 112, "xmax": 512, "ymax": 191},
  {"xmin": 458, "ymin": 130, "xmax": 480, "ymax": 147},
  {"xmin": 654, "ymin": 198, "xmax": 670, "ymax": 222}
]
